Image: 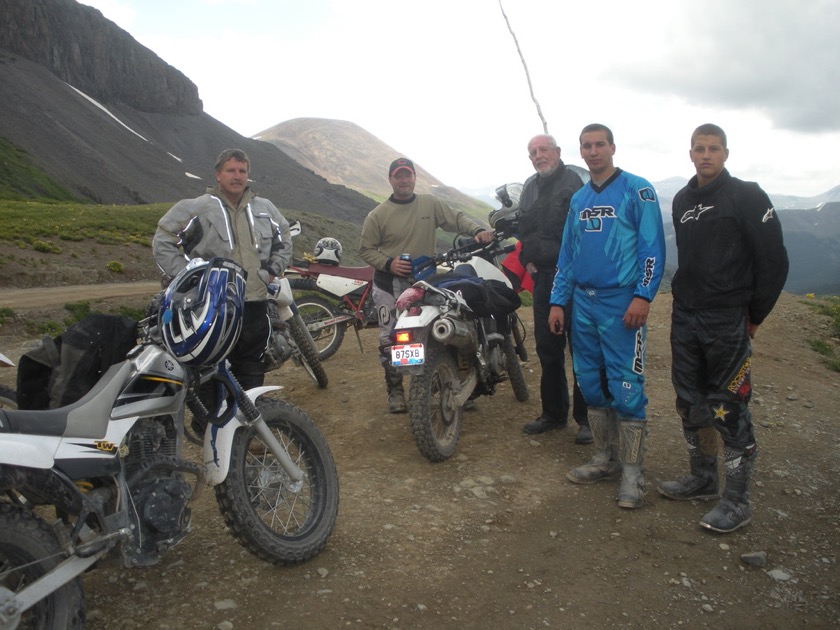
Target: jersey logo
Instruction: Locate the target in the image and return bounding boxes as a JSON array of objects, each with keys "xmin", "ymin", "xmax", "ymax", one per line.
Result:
[
  {"xmin": 680, "ymin": 204, "xmax": 713, "ymax": 223},
  {"xmin": 762, "ymin": 207, "xmax": 777, "ymax": 223},
  {"xmin": 638, "ymin": 187, "xmax": 657, "ymax": 203},
  {"xmin": 580, "ymin": 206, "xmax": 616, "ymax": 232},
  {"xmin": 641, "ymin": 257, "xmax": 656, "ymax": 287}
]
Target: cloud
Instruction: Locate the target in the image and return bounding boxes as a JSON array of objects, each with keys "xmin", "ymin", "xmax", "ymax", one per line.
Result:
[{"xmin": 609, "ymin": 0, "xmax": 840, "ymax": 133}]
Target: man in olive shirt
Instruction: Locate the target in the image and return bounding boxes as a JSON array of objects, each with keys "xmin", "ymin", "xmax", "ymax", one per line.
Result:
[{"xmin": 360, "ymin": 157, "xmax": 492, "ymax": 413}]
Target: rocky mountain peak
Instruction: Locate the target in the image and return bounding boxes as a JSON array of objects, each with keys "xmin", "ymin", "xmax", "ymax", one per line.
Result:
[{"xmin": 0, "ymin": 0, "xmax": 201, "ymax": 114}]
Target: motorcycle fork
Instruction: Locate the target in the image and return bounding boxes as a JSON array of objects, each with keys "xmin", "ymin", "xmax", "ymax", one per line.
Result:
[{"xmin": 234, "ymin": 388, "xmax": 305, "ymax": 489}]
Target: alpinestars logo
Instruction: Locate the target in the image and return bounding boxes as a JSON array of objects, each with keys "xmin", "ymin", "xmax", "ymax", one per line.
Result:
[
  {"xmin": 680, "ymin": 204, "xmax": 713, "ymax": 223},
  {"xmin": 762, "ymin": 207, "xmax": 777, "ymax": 223}
]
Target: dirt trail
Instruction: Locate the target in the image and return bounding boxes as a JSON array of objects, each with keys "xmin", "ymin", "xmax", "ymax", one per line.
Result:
[{"xmin": 0, "ymin": 289, "xmax": 838, "ymax": 629}]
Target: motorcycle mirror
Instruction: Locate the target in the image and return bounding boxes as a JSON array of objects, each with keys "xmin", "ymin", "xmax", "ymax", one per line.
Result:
[{"xmin": 288, "ymin": 220, "xmax": 302, "ymax": 237}]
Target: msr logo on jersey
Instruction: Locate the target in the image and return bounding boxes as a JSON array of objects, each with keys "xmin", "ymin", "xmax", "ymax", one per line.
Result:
[
  {"xmin": 680, "ymin": 204, "xmax": 713, "ymax": 223},
  {"xmin": 580, "ymin": 206, "xmax": 616, "ymax": 232},
  {"xmin": 762, "ymin": 207, "xmax": 777, "ymax": 223}
]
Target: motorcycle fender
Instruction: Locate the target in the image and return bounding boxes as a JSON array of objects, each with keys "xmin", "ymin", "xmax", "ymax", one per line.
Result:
[
  {"xmin": 203, "ymin": 386, "xmax": 281, "ymax": 486},
  {"xmin": 316, "ymin": 274, "xmax": 367, "ymax": 298},
  {"xmin": 394, "ymin": 305, "xmax": 442, "ymax": 330},
  {"xmin": 0, "ymin": 435, "xmax": 60, "ymax": 468}
]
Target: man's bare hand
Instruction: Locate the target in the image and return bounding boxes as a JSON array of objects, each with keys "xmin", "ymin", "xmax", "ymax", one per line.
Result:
[
  {"xmin": 474, "ymin": 230, "xmax": 494, "ymax": 244},
  {"xmin": 623, "ymin": 297, "xmax": 650, "ymax": 329},
  {"xmin": 548, "ymin": 305, "xmax": 565, "ymax": 335},
  {"xmin": 390, "ymin": 258, "xmax": 412, "ymax": 277}
]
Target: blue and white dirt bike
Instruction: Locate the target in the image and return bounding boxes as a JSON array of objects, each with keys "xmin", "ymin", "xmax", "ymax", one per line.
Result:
[{"xmin": 0, "ymin": 258, "xmax": 339, "ymax": 628}]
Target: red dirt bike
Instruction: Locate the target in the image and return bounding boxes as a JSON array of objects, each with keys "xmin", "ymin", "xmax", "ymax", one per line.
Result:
[{"xmin": 285, "ymin": 260, "xmax": 378, "ymax": 361}]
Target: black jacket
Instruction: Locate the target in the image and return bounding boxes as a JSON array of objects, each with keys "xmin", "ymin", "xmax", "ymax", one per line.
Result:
[
  {"xmin": 518, "ymin": 162, "xmax": 583, "ymax": 271},
  {"xmin": 671, "ymin": 169, "xmax": 789, "ymax": 325}
]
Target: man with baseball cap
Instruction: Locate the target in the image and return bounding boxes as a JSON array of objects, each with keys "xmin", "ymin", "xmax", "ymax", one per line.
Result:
[{"xmin": 360, "ymin": 157, "xmax": 493, "ymax": 413}]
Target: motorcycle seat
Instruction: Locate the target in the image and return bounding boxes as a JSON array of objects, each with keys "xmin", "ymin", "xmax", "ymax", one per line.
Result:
[
  {"xmin": 307, "ymin": 262, "xmax": 374, "ymax": 282},
  {"xmin": 0, "ymin": 406, "xmax": 68, "ymax": 436}
]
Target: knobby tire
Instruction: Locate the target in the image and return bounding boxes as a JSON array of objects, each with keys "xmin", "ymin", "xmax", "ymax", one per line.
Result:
[
  {"xmin": 503, "ymin": 336, "xmax": 530, "ymax": 402},
  {"xmin": 0, "ymin": 502, "xmax": 85, "ymax": 629},
  {"xmin": 289, "ymin": 314, "xmax": 329, "ymax": 388},
  {"xmin": 214, "ymin": 398, "xmax": 339, "ymax": 565},
  {"xmin": 407, "ymin": 345, "xmax": 464, "ymax": 462}
]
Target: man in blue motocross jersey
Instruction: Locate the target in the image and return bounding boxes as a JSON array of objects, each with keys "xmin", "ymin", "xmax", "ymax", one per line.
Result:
[{"xmin": 548, "ymin": 123, "xmax": 666, "ymax": 509}]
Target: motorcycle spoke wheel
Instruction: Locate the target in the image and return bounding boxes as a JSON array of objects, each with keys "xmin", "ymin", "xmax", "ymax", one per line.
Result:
[
  {"xmin": 0, "ymin": 503, "xmax": 85, "ymax": 629},
  {"xmin": 0, "ymin": 384, "xmax": 17, "ymax": 410},
  {"xmin": 408, "ymin": 347, "xmax": 464, "ymax": 462},
  {"xmin": 503, "ymin": 336, "xmax": 530, "ymax": 402},
  {"xmin": 295, "ymin": 296, "xmax": 345, "ymax": 361},
  {"xmin": 214, "ymin": 398, "xmax": 339, "ymax": 565},
  {"xmin": 289, "ymin": 314, "xmax": 329, "ymax": 388}
]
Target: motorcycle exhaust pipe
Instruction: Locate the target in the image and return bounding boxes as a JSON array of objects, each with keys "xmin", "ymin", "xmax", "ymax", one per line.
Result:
[{"xmin": 431, "ymin": 317, "xmax": 477, "ymax": 351}]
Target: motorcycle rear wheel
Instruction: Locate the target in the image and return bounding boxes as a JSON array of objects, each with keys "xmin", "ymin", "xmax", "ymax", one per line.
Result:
[
  {"xmin": 408, "ymin": 346, "xmax": 464, "ymax": 462},
  {"xmin": 295, "ymin": 296, "xmax": 346, "ymax": 361},
  {"xmin": 0, "ymin": 384, "xmax": 17, "ymax": 410},
  {"xmin": 214, "ymin": 398, "xmax": 339, "ymax": 565},
  {"xmin": 503, "ymin": 336, "xmax": 530, "ymax": 402},
  {"xmin": 0, "ymin": 503, "xmax": 85, "ymax": 629},
  {"xmin": 289, "ymin": 313, "xmax": 329, "ymax": 388}
]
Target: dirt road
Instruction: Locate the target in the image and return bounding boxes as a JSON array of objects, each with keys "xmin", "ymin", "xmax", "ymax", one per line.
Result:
[{"xmin": 0, "ymin": 290, "xmax": 838, "ymax": 629}]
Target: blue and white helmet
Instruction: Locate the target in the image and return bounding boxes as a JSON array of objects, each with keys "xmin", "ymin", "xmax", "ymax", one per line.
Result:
[{"xmin": 159, "ymin": 257, "xmax": 246, "ymax": 367}]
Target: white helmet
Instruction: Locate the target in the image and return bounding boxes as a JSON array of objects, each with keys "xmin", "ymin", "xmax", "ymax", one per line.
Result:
[
  {"xmin": 488, "ymin": 182, "xmax": 524, "ymax": 231},
  {"xmin": 314, "ymin": 237, "xmax": 342, "ymax": 265}
]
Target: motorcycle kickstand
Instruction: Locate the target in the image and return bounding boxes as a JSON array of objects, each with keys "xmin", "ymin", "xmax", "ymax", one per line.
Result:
[{"xmin": 353, "ymin": 325, "xmax": 365, "ymax": 353}]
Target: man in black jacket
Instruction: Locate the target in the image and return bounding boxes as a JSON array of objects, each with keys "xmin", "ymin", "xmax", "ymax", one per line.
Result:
[
  {"xmin": 517, "ymin": 134, "xmax": 590, "ymax": 443},
  {"xmin": 659, "ymin": 123, "xmax": 789, "ymax": 533}
]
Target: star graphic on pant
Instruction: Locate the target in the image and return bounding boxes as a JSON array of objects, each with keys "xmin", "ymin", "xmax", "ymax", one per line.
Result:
[{"xmin": 713, "ymin": 404, "xmax": 729, "ymax": 420}]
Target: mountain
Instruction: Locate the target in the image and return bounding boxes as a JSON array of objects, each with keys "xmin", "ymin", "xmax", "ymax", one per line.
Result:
[
  {"xmin": 1, "ymin": 0, "xmax": 838, "ymax": 295},
  {"xmin": 254, "ymin": 118, "xmax": 493, "ymax": 222},
  {"xmin": 0, "ymin": 0, "xmax": 375, "ymax": 222}
]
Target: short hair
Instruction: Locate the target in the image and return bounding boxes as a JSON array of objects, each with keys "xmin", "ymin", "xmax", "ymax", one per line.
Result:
[
  {"xmin": 214, "ymin": 148, "xmax": 250, "ymax": 172},
  {"xmin": 579, "ymin": 123, "xmax": 614, "ymax": 145},
  {"xmin": 528, "ymin": 134, "xmax": 559, "ymax": 151},
  {"xmin": 691, "ymin": 124, "xmax": 727, "ymax": 148}
]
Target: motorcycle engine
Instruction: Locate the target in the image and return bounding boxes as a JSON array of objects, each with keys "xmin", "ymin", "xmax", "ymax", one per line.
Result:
[
  {"xmin": 263, "ymin": 328, "xmax": 294, "ymax": 371},
  {"xmin": 121, "ymin": 418, "xmax": 196, "ymax": 567}
]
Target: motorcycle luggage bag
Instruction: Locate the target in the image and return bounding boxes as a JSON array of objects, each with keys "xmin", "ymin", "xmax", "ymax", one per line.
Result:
[
  {"xmin": 430, "ymin": 272, "xmax": 521, "ymax": 317},
  {"xmin": 16, "ymin": 314, "xmax": 138, "ymax": 410}
]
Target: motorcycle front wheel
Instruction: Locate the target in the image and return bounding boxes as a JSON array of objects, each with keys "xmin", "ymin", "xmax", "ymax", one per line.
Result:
[
  {"xmin": 214, "ymin": 398, "xmax": 339, "ymax": 565},
  {"xmin": 0, "ymin": 384, "xmax": 17, "ymax": 410},
  {"xmin": 503, "ymin": 336, "xmax": 530, "ymax": 402},
  {"xmin": 0, "ymin": 503, "xmax": 85, "ymax": 629},
  {"xmin": 408, "ymin": 345, "xmax": 464, "ymax": 462},
  {"xmin": 295, "ymin": 296, "xmax": 346, "ymax": 361}
]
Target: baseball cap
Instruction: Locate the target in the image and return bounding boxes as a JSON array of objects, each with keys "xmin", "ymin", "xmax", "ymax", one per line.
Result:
[{"xmin": 389, "ymin": 157, "xmax": 415, "ymax": 177}]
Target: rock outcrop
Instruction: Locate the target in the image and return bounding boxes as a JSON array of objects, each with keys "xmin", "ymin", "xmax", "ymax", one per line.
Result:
[{"xmin": 0, "ymin": 0, "xmax": 201, "ymax": 114}]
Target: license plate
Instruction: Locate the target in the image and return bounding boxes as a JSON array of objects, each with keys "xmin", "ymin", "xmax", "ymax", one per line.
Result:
[{"xmin": 391, "ymin": 343, "xmax": 425, "ymax": 366}]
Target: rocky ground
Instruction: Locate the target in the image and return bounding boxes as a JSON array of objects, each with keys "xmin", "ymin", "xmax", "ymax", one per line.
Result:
[{"xmin": 1, "ymin": 283, "xmax": 839, "ymax": 629}]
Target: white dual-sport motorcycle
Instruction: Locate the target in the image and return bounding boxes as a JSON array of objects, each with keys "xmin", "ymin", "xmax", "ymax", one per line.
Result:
[
  {"xmin": 390, "ymin": 231, "xmax": 530, "ymax": 462},
  {"xmin": 0, "ymin": 258, "xmax": 339, "ymax": 628}
]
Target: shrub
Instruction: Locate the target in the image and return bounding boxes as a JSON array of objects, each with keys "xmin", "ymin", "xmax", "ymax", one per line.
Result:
[
  {"xmin": 107, "ymin": 261, "xmax": 124, "ymax": 273},
  {"xmin": 32, "ymin": 240, "xmax": 61, "ymax": 254}
]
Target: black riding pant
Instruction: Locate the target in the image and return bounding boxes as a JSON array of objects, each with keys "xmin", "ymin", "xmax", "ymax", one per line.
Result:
[
  {"xmin": 228, "ymin": 300, "xmax": 271, "ymax": 390},
  {"xmin": 532, "ymin": 268, "xmax": 587, "ymax": 425},
  {"xmin": 670, "ymin": 302, "xmax": 755, "ymax": 451}
]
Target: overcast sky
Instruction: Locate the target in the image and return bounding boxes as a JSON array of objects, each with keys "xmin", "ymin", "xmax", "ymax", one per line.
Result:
[{"xmin": 81, "ymin": 0, "xmax": 839, "ymax": 198}]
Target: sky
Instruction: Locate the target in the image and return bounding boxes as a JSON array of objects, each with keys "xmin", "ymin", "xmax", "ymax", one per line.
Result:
[{"xmin": 80, "ymin": 0, "xmax": 840, "ymax": 199}]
